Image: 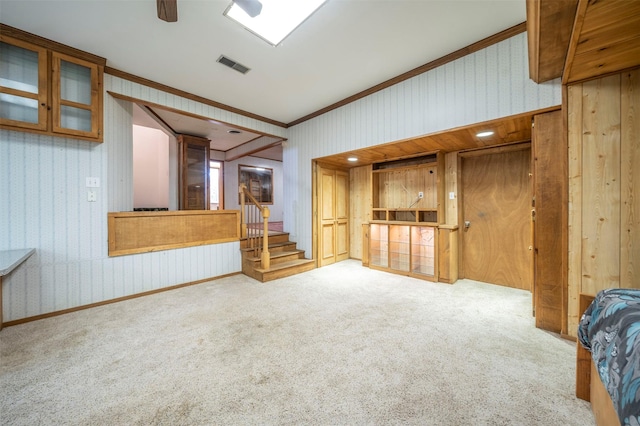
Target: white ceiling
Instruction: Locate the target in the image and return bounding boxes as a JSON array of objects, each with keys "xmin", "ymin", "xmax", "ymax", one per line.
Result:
[
  {"xmin": 0, "ymin": 0, "xmax": 526, "ymax": 126},
  {"xmin": 132, "ymin": 103, "xmax": 283, "ymax": 161}
]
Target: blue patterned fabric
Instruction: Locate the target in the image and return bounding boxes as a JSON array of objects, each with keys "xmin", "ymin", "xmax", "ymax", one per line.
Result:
[{"xmin": 578, "ymin": 289, "xmax": 640, "ymax": 426}]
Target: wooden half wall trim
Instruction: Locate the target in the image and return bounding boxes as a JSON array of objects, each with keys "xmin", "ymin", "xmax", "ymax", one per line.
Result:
[
  {"xmin": 1, "ymin": 272, "xmax": 241, "ymax": 329},
  {"xmin": 105, "ymin": 22, "xmax": 526, "ymax": 129}
]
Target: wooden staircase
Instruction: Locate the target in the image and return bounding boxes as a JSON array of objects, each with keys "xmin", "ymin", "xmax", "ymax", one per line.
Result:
[{"xmin": 241, "ymin": 232, "xmax": 315, "ymax": 282}]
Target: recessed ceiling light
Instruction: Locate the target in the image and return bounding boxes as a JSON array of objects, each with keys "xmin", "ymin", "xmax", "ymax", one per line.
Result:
[
  {"xmin": 228, "ymin": 129, "xmax": 242, "ymax": 134},
  {"xmin": 348, "ymin": 157, "xmax": 358, "ymax": 162},
  {"xmin": 476, "ymin": 131, "xmax": 494, "ymax": 137},
  {"xmin": 224, "ymin": 0, "xmax": 327, "ymax": 46}
]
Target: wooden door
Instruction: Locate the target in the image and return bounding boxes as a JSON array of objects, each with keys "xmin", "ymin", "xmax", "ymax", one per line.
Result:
[
  {"xmin": 461, "ymin": 146, "xmax": 532, "ymax": 290},
  {"xmin": 318, "ymin": 165, "xmax": 349, "ymax": 266}
]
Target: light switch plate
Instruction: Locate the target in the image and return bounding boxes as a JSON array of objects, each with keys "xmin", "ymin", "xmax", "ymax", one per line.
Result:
[
  {"xmin": 449, "ymin": 192, "xmax": 455, "ymax": 200},
  {"xmin": 86, "ymin": 177, "xmax": 100, "ymax": 188}
]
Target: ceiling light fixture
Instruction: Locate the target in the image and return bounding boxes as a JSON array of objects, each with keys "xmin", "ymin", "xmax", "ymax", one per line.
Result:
[
  {"xmin": 476, "ymin": 131, "xmax": 494, "ymax": 137},
  {"xmin": 347, "ymin": 157, "xmax": 358, "ymax": 162},
  {"xmin": 228, "ymin": 129, "xmax": 242, "ymax": 134},
  {"xmin": 224, "ymin": 0, "xmax": 327, "ymax": 46},
  {"xmin": 234, "ymin": 0, "xmax": 262, "ymax": 18}
]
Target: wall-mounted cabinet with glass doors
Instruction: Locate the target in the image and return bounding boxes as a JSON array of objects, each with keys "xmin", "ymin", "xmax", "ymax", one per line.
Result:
[
  {"xmin": 0, "ymin": 27, "xmax": 105, "ymax": 142},
  {"xmin": 368, "ymin": 152, "xmax": 447, "ymax": 282}
]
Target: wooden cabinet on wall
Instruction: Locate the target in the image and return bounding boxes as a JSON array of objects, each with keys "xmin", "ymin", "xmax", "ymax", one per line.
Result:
[
  {"xmin": 371, "ymin": 152, "xmax": 443, "ymax": 224},
  {"xmin": 178, "ymin": 134, "xmax": 210, "ymax": 210},
  {"xmin": 0, "ymin": 28, "xmax": 105, "ymax": 142},
  {"xmin": 366, "ymin": 152, "xmax": 457, "ymax": 283}
]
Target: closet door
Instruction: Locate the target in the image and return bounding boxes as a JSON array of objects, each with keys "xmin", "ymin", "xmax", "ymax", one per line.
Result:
[{"xmin": 318, "ymin": 165, "xmax": 349, "ymax": 266}]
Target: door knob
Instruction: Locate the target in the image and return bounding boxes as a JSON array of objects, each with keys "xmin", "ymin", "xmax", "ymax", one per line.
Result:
[{"xmin": 464, "ymin": 220, "xmax": 471, "ymax": 229}]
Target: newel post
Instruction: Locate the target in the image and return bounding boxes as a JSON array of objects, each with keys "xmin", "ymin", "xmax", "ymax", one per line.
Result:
[
  {"xmin": 261, "ymin": 206, "xmax": 270, "ymax": 269},
  {"xmin": 239, "ymin": 184, "xmax": 247, "ymax": 238}
]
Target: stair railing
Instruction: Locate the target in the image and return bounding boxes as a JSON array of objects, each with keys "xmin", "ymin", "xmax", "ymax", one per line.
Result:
[{"xmin": 239, "ymin": 184, "xmax": 271, "ymax": 269}]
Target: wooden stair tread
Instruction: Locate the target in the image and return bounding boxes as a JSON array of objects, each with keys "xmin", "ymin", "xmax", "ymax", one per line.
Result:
[
  {"xmin": 240, "ymin": 241, "xmax": 295, "ymax": 253},
  {"xmin": 253, "ymin": 258, "xmax": 315, "ymax": 273},
  {"xmin": 243, "ymin": 250, "xmax": 304, "ymax": 262},
  {"xmin": 240, "ymin": 232, "xmax": 313, "ymax": 282}
]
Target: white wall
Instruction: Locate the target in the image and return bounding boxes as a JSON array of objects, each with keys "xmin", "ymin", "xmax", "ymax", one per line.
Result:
[
  {"xmin": 224, "ymin": 156, "xmax": 284, "ymax": 222},
  {"xmin": 284, "ymin": 32, "xmax": 562, "ymax": 255},
  {"xmin": 133, "ymin": 125, "xmax": 170, "ymax": 209},
  {"xmin": 0, "ymin": 75, "xmax": 286, "ymax": 323}
]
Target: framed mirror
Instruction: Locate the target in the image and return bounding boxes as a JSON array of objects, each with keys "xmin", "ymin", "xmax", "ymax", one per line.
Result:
[{"xmin": 239, "ymin": 165, "xmax": 273, "ymax": 204}]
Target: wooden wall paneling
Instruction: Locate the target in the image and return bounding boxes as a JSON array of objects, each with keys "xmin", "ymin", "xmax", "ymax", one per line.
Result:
[
  {"xmin": 564, "ymin": 0, "xmax": 640, "ymax": 84},
  {"xmin": 576, "ymin": 293, "xmax": 595, "ymax": 400},
  {"xmin": 349, "ymin": 165, "xmax": 372, "ymax": 261},
  {"xmin": 438, "ymin": 226, "xmax": 459, "ymax": 283},
  {"xmin": 436, "ymin": 152, "xmax": 445, "ymax": 225},
  {"xmin": 422, "ymin": 165, "xmax": 438, "ymax": 210},
  {"xmin": 581, "ymin": 74, "xmax": 621, "ymax": 296},
  {"xmin": 567, "ymin": 83, "xmax": 584, "ymax": 337},
  {"xmin": 620, "ymin": 69, "xmax": 640, "ymax": 289},
  {"xmin": 405, "ymin": 167, "xmax": 420, "ymax": 207},
  {"xmin": 562, "ymin": 0, "xmax": 589, "ymax": 84},
  {"xmin": 444, "ymin": 152, "xmax": 459, "ymax": 225},
  {"xmin": 362, "ymin": 224, "xmax": 370, "ymax": 266},
  {"xmin": 574, "ymin": 0, "xmax": 640, "ymax": 54},
  {"xmin": 532, "ymin": 109, "xmax": 566, "ymax": 333}
]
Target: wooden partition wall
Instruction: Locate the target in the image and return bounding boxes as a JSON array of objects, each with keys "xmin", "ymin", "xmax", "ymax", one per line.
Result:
[
  {"xmin": 567, "ymin": 69, "xmax": 640, "ymax": 337},
  {"xmin": 108, "ymin": 210, "xmax": 240, "ymax": 256}
]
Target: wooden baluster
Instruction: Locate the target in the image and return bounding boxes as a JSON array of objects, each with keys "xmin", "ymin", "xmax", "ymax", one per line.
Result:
[
  {"xmin": 261, "ymin": 207, "xmax": 270, "ymax": 270},
  {"xmin": 239, "ymin": 184, "xmax": 247, "ymax": 238}
]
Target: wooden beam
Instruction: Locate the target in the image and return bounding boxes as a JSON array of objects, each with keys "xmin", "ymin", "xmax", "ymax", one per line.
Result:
[{"xmin": 526, "ymin": 0, "xmax": 579, "ymax": 83}]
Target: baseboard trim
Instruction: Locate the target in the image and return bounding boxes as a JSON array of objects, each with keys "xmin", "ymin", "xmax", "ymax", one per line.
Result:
[{"xmin": 1, "ymin": 272, "xmax": 241, "ymax": 329}]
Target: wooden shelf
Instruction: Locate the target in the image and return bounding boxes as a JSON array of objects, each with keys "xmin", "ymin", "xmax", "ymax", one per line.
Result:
[{"xmin": 372, "ymin": 208, "xmax": 437, "ymax": 223}]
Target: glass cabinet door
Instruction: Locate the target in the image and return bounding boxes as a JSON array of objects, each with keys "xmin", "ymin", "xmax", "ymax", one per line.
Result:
[
  {"xmin": 185, "ymin": 144, "xmax": 208, "ymax": 209},
  {"xmin": 369, "ymin": 224, "xmax": 388, "ymax": 268},
  {"xmin": 0, "ymin": 37, "xmax": 47, "ymax": 130},
  {"xmin": 51, "ymin": 52, "xmax": 100, "ymax": 138},
  {"xmin": 411, "ymin": 226, "xmax": 435, "ymax": 277},
  {"xmin": 179, "ymin": 135, "xmax": 210, "ymax": 210},
  {"xmin": 389, "ymin": 225, "xmax": 410, "ymax": 272}
]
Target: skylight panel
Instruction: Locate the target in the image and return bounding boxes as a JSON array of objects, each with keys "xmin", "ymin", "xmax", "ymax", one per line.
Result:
[{"xmin": 224, "ymin": 0, "xmax": 327, "ymax": 46}]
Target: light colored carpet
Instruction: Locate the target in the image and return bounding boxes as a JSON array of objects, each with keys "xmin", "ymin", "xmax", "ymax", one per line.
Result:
[{"xmin": 0, "ymin": 260, "xmax": 593, "ymax": 425}]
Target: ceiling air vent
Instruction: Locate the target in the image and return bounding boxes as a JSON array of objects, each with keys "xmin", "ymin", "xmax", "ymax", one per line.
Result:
[{"xmin": 217, "ymin": 55, "xmax": 250, "ymax": 74}]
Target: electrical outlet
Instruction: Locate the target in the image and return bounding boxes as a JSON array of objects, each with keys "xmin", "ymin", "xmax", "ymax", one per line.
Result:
[
  {"xmin": 87, "ymin": 190, "xmax": 97, "ymax": 202},
  {"xmin": 418, "ymin": 192, "xmax": 424, "ymax": 199}
]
